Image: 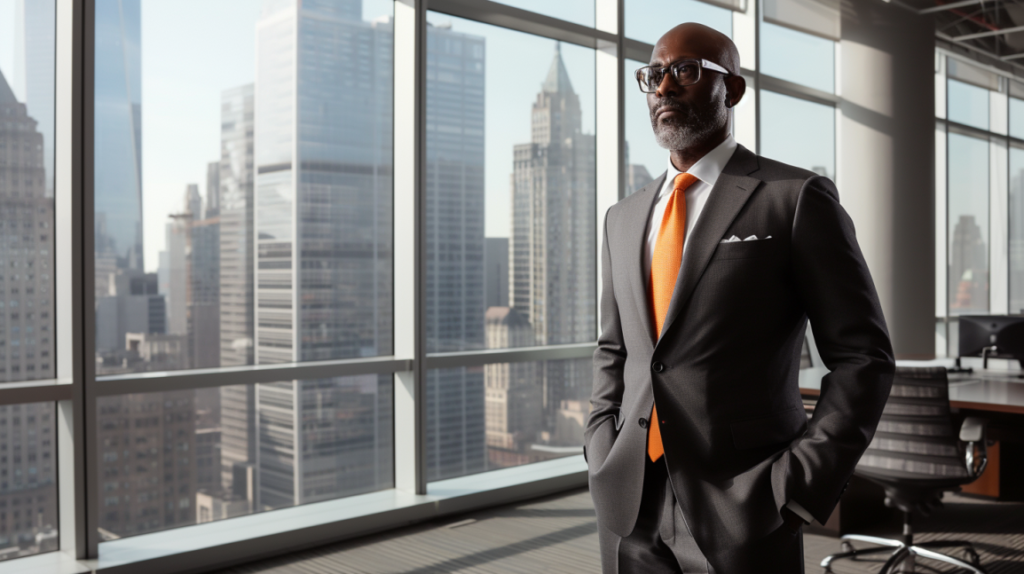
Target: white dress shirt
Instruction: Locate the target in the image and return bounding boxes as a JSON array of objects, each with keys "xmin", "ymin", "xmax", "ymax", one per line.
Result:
[
  {"xmin": 643, "ymin": 135, "xmax": 738, "ymax": 286},
  {"xmin": 642, "ymin": 134, "xmax": 816, "ymax": 526}
]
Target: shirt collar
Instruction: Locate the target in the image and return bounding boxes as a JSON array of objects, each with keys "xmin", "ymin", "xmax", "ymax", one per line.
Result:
[{"xmin": 660, "ymin": 135, "xmax": 738, "ymax": 198}]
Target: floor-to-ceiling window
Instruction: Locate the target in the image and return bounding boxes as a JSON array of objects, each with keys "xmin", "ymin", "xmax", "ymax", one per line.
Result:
[{"xmin": 935, "ymin": 53, "xmax": 1014, "ymax": 357}]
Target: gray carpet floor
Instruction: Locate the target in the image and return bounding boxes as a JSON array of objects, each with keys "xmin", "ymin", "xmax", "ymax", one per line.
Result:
[{"xmin": 216, "ymin": 488, "xmax": 1024, "ymax": 574}]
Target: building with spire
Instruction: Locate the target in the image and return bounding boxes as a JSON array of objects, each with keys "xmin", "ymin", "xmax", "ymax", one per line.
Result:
[{"xmin": 509, "ymin": 44, "xmax": 596, "ymax": 443}]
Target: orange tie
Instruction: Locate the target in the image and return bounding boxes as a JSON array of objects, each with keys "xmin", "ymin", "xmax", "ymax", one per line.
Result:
[{"xmin": 648, "ymin": 172, "xmax": 698, "ymax": 462}]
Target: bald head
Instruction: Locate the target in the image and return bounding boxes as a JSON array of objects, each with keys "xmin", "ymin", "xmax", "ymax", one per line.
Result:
[
  {"xmin": 652, "ymin": 23, "xmax": 740, "ymax": 76},
  {"xmin": 644, "ymin": 22, "xmax": 746, "ymax": 169}
]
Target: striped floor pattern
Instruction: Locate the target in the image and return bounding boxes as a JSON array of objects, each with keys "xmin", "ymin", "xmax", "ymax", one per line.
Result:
[{"xmin": 216, "ymin": 488, "xmax": 1024, "ymax": 574}]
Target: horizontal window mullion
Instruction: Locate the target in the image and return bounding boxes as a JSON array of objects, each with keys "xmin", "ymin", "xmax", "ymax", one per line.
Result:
[
  {"xmin": 92, "ymin": 356, "xmax": 413, "ymax": 397},
  {"xmin": 425, "ymin": 342, "xmax": 597, "ymax": 370},
  {"xmin": 0, "ymin": 379, "xmax": 73, "ymax": 406},
  {"xmin": 624, "ymin": 38, "xmax": 653, "ymax": 62},
  {"xmin": 760, "ymin": 74, "xmax": 839, "ymax": 107},
  {"xmin": 428, "ymin": 0, "xmax": 615, "ymax": 48}
]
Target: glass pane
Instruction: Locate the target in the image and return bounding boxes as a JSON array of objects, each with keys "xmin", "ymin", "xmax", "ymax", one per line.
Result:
[
  {"xmin": 490, "ymin": 0, "xmax": 595, "ymax": 28},
  {"xmin": 96, "ymin": 375, "xmax": 392, "ymax": 540},
  {"xmin": 0, "ymin": 1, "xmax": 56, "ymax": 384},
  {"xmin": 427, "ymin": 358, "xmax": 589, "ymax": 482},
  {"xmin": 424, "ymin": 14, "xmax": 597, "ymax": 353},
  {"xmin": 1011, "ymin": 146, "xmax": 1024, "ymax": 314},
  {"xmin": 759, "ymin": 21, "xmax": 834, "ymax": 94},
  {"xmin": 947, "ymin": 132, "xmax": 989, "ymax": 315},
  {"xmin": 1009, "ymin": 97, "xmax": 1024, "ymax": 140},
  {"xmin": 93, "ymin": 0, "xmax": 395, "ymax": 375},
  {"xmin": 624, "ymin": 58, "xmax": 663, "ymax": 196},
  {"xmin": 760, "ymin": 90, "xmax": 835, "ymax": 180},
  {"xmin": 0, "ymin": 402, "xmax": 58, "ymax": 560},
  {"xmin": 947, "ymin": 79, "xmax": 989, "ymax": 131},
  {"xmin": 625, "ymin": 0, "xmax": 732, "ymax": 45}
]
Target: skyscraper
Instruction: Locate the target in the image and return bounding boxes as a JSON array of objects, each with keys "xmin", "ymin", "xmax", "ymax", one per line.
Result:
[
  {"xmin": 93, "ymin": 0, "xmax": 142, "ymax": 275},
  {"xmin": 510, "ymin": 44, "xmax": 595, "ymax": 443},
  {"xmin": 252, "ymin": 0, "xmax": 394, "ymax": 510},
  {"xmin": 423, "ymin": 21, "xmax": 487, "ymax": 482},
  {"xmin": 96, "ymin": 391, "xmax": 197, "ymax": 538},
  {"xmin": 218, "ymin": 84, "xmax": 256, "ymax": 495},
  {"xmin": 0, "ymin": 68, "xmax": 56, "ymax": 383}
]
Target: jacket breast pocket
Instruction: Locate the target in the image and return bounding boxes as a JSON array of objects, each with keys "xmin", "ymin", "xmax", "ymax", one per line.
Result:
[
  {"xmin": 712, "ymin": 238, "xmax": 776, "ymax": 261},
  {"xmin": 730, "ymin": 406, "xmax": 807, "ymax": 450}
]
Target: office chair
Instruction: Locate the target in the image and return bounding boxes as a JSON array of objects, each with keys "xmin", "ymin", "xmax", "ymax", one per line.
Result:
[{"xmin": 820, "ymin": 367, "xmax": 990, "ymax": 574}]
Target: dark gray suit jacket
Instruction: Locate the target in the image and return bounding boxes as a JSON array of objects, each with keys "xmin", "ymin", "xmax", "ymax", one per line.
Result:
[{"xmin": 585, "ymin": 144, "xmax": 895, "ymax": 571}]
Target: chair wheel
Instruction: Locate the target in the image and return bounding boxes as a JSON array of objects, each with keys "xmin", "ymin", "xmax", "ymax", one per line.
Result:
[
  {"xmin": 841, "ymin": 541, "xmax": 855, "ymax": 554},
  {"xmin": 964, "ymin": 547, "xmax": 981, "ymax": 566}
]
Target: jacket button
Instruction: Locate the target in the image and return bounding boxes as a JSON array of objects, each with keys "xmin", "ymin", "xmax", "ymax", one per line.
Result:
[
  {"xmin": 639, "ymin": 418, "xmax": 648, "ymax": 429},
  {"xmin": 652, "ymin": 361, "xmax": 664, "ymax": 373}
]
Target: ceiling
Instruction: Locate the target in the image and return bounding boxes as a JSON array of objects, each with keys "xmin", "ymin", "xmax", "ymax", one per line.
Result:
[{"xmin": 897, "ymin": 0, "xmax": 1024, "ymax": 76}]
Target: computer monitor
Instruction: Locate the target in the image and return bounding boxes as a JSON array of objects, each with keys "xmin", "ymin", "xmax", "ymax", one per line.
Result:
[{"xmin": 958, "ymin": 315, "xmax": 1024, "ymax": 369}]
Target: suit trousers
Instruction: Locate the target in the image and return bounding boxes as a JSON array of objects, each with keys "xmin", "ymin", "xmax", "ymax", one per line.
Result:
[
  {"xmin": 599, "ymin": 457, "xmax": 713, "ymax": 574},
  {"xmin": 597, "ymin": 456, "xmax": 806, "ymax": 574}
]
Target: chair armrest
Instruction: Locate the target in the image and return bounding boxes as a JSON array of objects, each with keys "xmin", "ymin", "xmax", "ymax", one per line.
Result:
[
  {"xmin": 959, "ymin": 417, "xmax": 987, "ymax": 443},
  {"xmin": 960, "ymin": 417, "xmax": 989, "ymax": 479}
]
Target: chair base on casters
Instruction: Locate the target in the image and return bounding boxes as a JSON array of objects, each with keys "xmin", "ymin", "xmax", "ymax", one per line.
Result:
[{"xmin": 821, "ymin": 534, "xmax": 987, "ymax": 574}]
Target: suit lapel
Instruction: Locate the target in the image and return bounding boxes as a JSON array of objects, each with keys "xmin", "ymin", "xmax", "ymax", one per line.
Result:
[
  {"xmin": 656, "ymin": 145, "xmax": 762, "ymax": 344},
  {"xmin": 624, "ymin": 173, "xmax": 666, "ymax": 347}
]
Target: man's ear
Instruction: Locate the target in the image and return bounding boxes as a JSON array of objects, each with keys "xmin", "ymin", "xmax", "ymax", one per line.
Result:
[{"xmin": 726, "ymin": 75, "xmax": 746, "ymax": 108}]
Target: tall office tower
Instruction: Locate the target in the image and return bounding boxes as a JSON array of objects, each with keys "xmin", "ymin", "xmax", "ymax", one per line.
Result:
[
  {"xmin": 218, "ymin": 84, "xmax": 256, "ymax": 495},
  {"xmin": 252, "ymin": 0, "xmax": 393, "ymax": 510},
  {"xmin": 423, "ymin": 22, "xmax": 488, "ymax": 481},
  {"xmin": 0, "ymin": 403, "xmax": 58, "ymax": 556},
  {"xmin": 206, "ymin": 161, "xmax": 221, "ymax": 218},
  {"xmin": 0, "ymin": 69, "xmax": 56, "ymax": 383},
  {"xmin": 510, "ymin": 45, "xmax": 596, "ymax": 443},
  {"xmin": 219, "ymin": 84, "xmax": 255, "ymax": 368},
  {"xmin": 950, "ymin": 214, "xmax": 988, "ymax": 312},
  {"xmin": 190, "ymin": 193, "xmax": 220, "ymax": 369},
  {"xmin": 17, "ymin": 0, "xmax": 56, "ymax": 198},
  {"xmin": 166, "ymin": 185, "xmax": 201, "ymax": 338},
  {"xmin": 96, "ymin": 391, "xmax": 197, "ymax": 538},
  {"xmin": 483, "ymin": 307, "xmax": 541, "ymax": 468},
  {"xmin": 484, "ymin": 238, "xmax": 509, "ymax": 309},
  {"xmin": 93, "ymin": 0, "xmax": 142, "ymax": 277}
]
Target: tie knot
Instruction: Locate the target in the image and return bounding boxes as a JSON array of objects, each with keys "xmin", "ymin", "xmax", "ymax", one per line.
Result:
[{"xmin": 673, "ymin": 173, "xmax": 699, "ymax": 193}]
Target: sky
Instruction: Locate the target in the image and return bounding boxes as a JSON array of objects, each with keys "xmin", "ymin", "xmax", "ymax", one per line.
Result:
[{"xmin": 0, "ymin": 0, "xmax": 22, "ymax": 99}]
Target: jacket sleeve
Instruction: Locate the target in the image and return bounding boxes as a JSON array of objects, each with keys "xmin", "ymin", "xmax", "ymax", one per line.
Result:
[
  {"xmin": 772, "ymin": 175, "xmax": 895, "ymax": 525},
  {"xmin": 586, "ymin": 208, "xmax": 627, "ymax": 455}
]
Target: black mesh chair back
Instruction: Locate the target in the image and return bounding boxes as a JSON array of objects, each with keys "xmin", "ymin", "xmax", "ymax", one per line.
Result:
[{"xmin": 856, "ymin": 366, "xmax": 969, "ymax": 487}]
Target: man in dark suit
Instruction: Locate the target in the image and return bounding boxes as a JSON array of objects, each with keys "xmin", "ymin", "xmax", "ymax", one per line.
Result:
[{"xmin": 584, "ymin": 23, "xmax": 895, "ymax": 573}]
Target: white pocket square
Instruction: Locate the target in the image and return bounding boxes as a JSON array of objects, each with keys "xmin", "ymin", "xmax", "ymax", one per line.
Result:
[{"xmin": 720, "ymin": 234, "xmax": 771, "ymax": 243}]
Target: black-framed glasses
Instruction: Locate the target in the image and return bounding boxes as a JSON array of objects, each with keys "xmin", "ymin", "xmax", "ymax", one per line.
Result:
[{"xmin": 635, "ymin": 59, "xmax": 732, "ymax": 93}]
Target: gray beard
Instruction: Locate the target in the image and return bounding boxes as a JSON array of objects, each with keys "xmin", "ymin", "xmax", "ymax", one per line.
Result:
[{"xmin": 651, "ymin": 102, "xmax": 726, "ymax": 151}]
